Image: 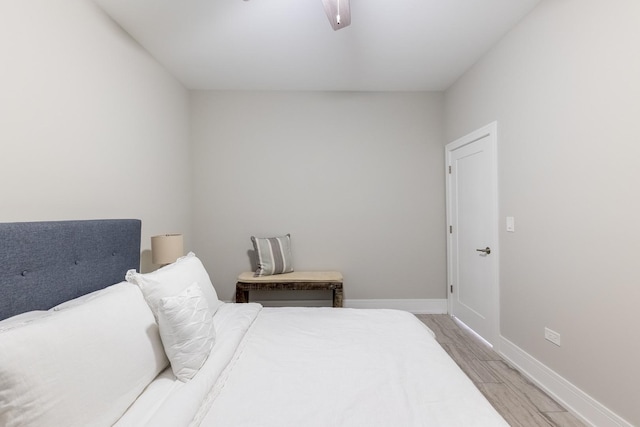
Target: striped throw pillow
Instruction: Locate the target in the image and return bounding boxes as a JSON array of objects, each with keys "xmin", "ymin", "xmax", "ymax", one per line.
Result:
[{"xmin": 251, "ymin": 234, "xmax": 294, "ymax": 276}]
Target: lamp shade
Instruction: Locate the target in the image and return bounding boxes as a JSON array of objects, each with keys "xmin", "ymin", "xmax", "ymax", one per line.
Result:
[{"xmin": 151, "ymin": 234, "xmax": 184, "ymax": 265}]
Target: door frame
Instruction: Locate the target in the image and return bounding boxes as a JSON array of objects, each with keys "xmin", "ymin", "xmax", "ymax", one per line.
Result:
[{"xmin": 445, "ymin": 121, "xmax": 500, "ymax": 349}]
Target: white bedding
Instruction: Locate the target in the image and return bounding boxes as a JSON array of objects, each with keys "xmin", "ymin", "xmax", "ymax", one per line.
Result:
[
  {"xmin": 115, "ymin": 303, "xmax": 261, "ymax": 427},
  {"xmin": 119, "ymin": 304, "xmax": 507, "ymax": 427}
]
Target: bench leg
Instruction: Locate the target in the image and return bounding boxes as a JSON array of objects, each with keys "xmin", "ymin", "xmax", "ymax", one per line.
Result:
[
  {"xmin": 236, "ymin": 285, "xmax": 249, "ymax": 303},
  {"xmin": 333, "ymin": 286, "xmax": 343, "ymax": 308}
]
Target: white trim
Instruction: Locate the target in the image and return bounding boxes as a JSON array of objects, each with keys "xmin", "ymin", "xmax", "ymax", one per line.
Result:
[
  {"xmin": 249, "ymin": 299, "xmax": 448, "ymax": 314},
  {"xmin": 445, "ymin": 121, "xmax": 500, "ymax": 349},
  {"xmin": 499, "ymin": 336, "xmax": 633, "ymax": 427},
  {"xmin": 256, "ymin": 300, "xmax": 334, "ymax": 308},
  {"xmin": 344, "ymin": 299, "xmax": 447, "ymax": 313}
]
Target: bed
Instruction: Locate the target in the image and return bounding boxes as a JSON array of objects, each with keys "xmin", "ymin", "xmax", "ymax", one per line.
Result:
[{"xmin": 0, "ymin": 219, "xmax": 508, "ymax": 427}]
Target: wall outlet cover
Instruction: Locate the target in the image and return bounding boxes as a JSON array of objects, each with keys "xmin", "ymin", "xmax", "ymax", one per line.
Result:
[
  {"xmin": 544, "ymin": 327, "xmax": 561, "ymax": 346},
  {"xmin": 506, "ymin": 216, "xmax": 515, "ymax": 232}
]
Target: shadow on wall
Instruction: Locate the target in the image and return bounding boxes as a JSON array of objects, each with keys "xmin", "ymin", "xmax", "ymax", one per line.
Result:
[
  {"xmin": 140, "ymin": 249, "xmax": 159, "ymax": 274},
  {"xmin": 246, "ymin": 249, "xmax": 258, "ymax": 273}
]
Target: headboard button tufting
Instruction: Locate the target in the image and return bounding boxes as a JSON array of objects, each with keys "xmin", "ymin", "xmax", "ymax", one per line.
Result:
[{"xmin": 0, "ymin": 219, "xmax": 141, "ymax": 322}]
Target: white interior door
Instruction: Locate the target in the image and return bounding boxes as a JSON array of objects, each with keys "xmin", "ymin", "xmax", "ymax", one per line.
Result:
[{"xmin": 446, "ymin": 122, "xmax": 499, "ymax": 347}]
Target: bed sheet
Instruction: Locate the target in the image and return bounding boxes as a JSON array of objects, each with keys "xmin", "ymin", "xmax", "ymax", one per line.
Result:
[
  {"xmin": 115, "ymin": 303, "xmax": 262, "ymax": 427},
  {"xmin": 113, "ymin": 368, "xmax": 180, "ymax": 427},
  {"xmin": 194, "ymin": 307, "xmax": 508, "ymax": 427}
]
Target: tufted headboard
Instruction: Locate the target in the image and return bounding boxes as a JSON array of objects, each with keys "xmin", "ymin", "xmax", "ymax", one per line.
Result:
[{"xmin": 0, "ymin": 219, "xmax": 141, "ymax": 321}]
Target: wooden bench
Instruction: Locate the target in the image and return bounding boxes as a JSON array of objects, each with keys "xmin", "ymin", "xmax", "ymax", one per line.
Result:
[{"xmin": 235, "ymin": 271, "xmax": 343, "ymax": 308}]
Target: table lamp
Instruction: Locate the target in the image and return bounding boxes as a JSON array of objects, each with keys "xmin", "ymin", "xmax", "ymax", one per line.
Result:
[{"xmin": 151, "ymin": 233, "xmax": 184, "ymax": 266}]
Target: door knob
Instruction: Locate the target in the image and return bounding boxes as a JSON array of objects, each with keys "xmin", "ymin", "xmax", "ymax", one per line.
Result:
[{"xmin": 476, "ymin": 247, "xmax": 491, "ymax": 255}]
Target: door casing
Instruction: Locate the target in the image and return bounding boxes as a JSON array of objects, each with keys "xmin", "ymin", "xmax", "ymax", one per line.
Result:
[{"xmin": 445, "ymin": 121, "xmax": 500, "ymax": 349}]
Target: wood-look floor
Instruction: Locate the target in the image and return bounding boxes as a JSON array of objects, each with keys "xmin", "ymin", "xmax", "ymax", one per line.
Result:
[{"xmin": 416, "ymin": 314, "xmax": 586, "ymax": 427}]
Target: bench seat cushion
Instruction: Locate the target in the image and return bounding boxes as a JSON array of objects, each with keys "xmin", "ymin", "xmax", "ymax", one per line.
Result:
[{"xmin": 237, "ymin": 271, "xmax": 342, "ymax": 283}]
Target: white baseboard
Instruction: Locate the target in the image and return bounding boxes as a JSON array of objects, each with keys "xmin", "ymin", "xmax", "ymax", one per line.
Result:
[
  {"xmin": 499, "ymin": 336, "xmax": 633, "ymax": 427},
  {"xmin": 256, "ymin": 300, "xmax": 333, "ymax": 308},
  {"xmin": 252, "ymin": 298, "xmax": 448, "ymax": 314},
  {"xmin": 344, "ymin": 298, "xmax": 447, "ymax": 313}
]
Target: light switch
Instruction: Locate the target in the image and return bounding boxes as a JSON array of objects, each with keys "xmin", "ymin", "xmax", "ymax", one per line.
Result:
[{"xmin": 506, "ymin": 216, "xmax": 515, "ymax": 232}]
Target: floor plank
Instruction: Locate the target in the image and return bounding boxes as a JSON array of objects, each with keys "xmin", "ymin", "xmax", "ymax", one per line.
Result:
[
  {"xmin": 416, "ymin": 314, "xmax": 587, "ymax": 427},
  {"xmin": 441, "ymin": 343, "xmax": 502, "ymax": 384},
  {"xmin": 429, "ymin": 313, "xmax": 459, "ymax": 330},
  {"xmin": 476, "ymin": 382, "xmax": 555, "ymax": 427},
  {"xmin": 487, "ymin": 360, "xmax": 565, "ymax": 413},
  {"xmin": 542, "ymin": 411, "xmax": 587, "ymax": 427},
  {"xmin": 451, "ymin": 326, "xmax": 502, "ymax": 361}
]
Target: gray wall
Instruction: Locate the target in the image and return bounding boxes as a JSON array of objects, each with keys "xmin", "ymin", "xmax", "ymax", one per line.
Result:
[
  {"xmin": 4, "ymin": 0, "xmax": 635, "ymax": 423},
  {"xmin": 0, "ymin": 0, "xmax": 192, "ymax": 272},
  {"xmin": 190, "ymin": 91, "xmax": 446, "ymax": 302},
  {"xmin": 445, "ymin": 0, "xmax": 640, "ymax": 424}
]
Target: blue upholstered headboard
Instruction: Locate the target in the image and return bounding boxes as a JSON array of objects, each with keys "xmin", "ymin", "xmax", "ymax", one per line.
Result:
[{"xmin": 0, "ymin": 219, "xmax": 141, "ymax": 321}]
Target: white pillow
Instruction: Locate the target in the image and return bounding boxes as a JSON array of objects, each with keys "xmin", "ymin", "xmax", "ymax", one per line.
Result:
[
  {"xmin": 0, "ymin": 282, "xmax": 168, "ymax": 427},
  {"xmin": 157, "ymin": 283, "xmax": 216, "ymax": 381},
  {"xmin": 0, "ymin": 310, "xmax": 49, "ymax": 332},
  {"xmin": 126, "ymin": 252, "xmax": 222, "ymax": 318},
  {"xmin": 50, "ymin": 281, "xmax": 125, "ymax": 311}
]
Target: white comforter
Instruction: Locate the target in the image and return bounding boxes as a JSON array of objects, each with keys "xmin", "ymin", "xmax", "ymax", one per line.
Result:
[{"xmin": 118, "ymin": 304, "xmax": 508, "ymax": 427}]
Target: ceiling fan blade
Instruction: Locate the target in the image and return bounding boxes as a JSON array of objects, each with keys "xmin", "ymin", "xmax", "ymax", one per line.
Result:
[{"xmin": 321, "ymin": 0, "xmax": 351, "ymax": 31}]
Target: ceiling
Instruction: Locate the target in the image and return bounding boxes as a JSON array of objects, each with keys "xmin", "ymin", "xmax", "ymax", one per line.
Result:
[{"xmin": 94, "ymin": 0, "xmax": 540, "ymax": 91}]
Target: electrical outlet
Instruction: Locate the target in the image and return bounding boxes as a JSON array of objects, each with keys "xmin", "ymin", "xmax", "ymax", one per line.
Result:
[{"xmin": 544, "ymin": 327, "xmax": 561, "ymax": 346}]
